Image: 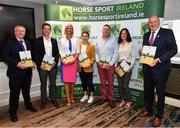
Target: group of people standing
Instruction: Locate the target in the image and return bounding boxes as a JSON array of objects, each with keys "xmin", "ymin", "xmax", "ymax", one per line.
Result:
[{"xmin": 2, "ymin": 15, "xmax": 177, "ymax": 127}]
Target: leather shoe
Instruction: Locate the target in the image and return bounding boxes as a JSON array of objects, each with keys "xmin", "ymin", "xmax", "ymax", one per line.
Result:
[
  {"xmin": 139, "ymin": 111, "xmax": 152, "ymax": 117},
  {"xmin": 52, "ymin": 100, "xmax": 59, "ymax": 108},
  {"xmin": 108, "ymin": 100, "xmax": 115, "ymax": 108},
  {"xmin": 10, "ymin": 114, "xmax": 18, "ymax": 122},
  {"xmin": 152, "ymin": 117, "xmax": 161, "ymax": 127},
  {"xmin": 26, "ymin": 106, "xmax": 38, "ymax": 112},
  {"xmin": 40, "ymin": 102, "xmax": 46, "ymax": 109}
]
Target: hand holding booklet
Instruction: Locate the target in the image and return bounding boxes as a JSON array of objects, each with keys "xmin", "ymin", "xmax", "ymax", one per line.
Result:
[
  {"xmin": 61, "ymin": 49, "xmax": 74, "ymax": 64},
  {"xmin": 78, "ymin": 53, "xmax": 91, "ymax": 68},
  {"xmin": 140, "ymin": 45, "xmax": 157, "ymax": 65},
  {"xmin": 99, "ymin": 54, "xmax": 111, "ymax": 68},
  {"xmin": 41, "ymin": 54, "xmax": 55, "ymax": 71},
  {"xmin": 115, "ymin": 60, "xmax": 130, "ymax": 77},
  {"xmin": 19, "ymin": 50, "xmax": 33, "ymax": 67}
]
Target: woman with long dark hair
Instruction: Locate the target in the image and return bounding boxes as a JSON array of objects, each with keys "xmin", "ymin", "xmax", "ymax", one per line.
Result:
[{"xmin": 116, "ymin": 28, "xmax": 135, "ymax": 108}]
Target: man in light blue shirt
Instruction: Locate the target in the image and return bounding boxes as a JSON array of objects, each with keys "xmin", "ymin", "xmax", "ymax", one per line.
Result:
[{"xmin": 95, "ymin": 24, "xmax": 119, "ymax": 108}]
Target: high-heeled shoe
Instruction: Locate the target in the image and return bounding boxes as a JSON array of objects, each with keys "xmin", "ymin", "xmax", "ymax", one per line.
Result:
[
  {"xmin": 117, "ymin": 100, "xmax": 125, "ymax": 107},
  {"xmin": 67, "ymin": 102, "xmax": 71, "ymax": 107},
  {"xmin": 125, "ymin": 101, "xmax": 132, "ymax": 108}
]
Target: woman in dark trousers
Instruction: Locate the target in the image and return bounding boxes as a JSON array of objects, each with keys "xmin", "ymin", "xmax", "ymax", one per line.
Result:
[
  {"xmin": 116, "ymin": 28, "xmax": 135, "ymax": 108},
  {"xmin": 78, "ymin": 32, "xmax": 95, "ymax": 103}
]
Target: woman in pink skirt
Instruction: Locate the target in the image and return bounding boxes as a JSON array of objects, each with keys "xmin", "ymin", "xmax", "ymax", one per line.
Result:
[{"xmin": 59, "ymin": 24, "xmax": 79, "ymax": 106}]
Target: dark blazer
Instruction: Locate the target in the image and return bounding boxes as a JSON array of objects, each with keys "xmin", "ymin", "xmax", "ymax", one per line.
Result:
[
  {"xmin": 142, "ymin": 28, "xmax": 177, "ymax": 74},
  {"xmin": 33, "ymin": 37, "xmax": 59, "ymax": 70},
  {"xmin": 2, "ymin": 38, "xmax": 32, "ymax": 77}
]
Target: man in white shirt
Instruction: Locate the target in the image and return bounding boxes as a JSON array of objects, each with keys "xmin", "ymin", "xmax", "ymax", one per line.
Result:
[
  {"xmin": 33, "ymin": 23, "xmax": 60, "ymax": 109},
  {"xmin": 95, "ymin": 24, "xmax": 119, "ymax": 108}
]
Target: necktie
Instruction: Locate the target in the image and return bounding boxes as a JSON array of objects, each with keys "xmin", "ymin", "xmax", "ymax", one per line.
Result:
[
  {"xmin": 19, "ymin": 40, "xmax": 25, "ymax": 51},
  {"xmin": 149, "ymin": 32, "xmax": 155, "ymax": 46},
  {"xmin": 69, "ymin": 39, "xmax": 72, "ymax": 52}
]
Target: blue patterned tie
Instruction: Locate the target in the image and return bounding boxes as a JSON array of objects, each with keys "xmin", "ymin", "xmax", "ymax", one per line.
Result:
[
  {"xmin": 69, "ymin": 39, "xmax": 72, "ymax": 52},
  {"xmin": 19, "ymin": 40, "xmax": 25, "ymax": 51}
]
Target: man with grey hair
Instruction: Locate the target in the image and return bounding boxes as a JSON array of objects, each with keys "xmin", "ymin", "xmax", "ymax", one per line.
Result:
[
  {"xmin": 2, "ymin": 25, "xmax": 37, "ymax": 122},
  {"xmin": 139, "ymin": 16, "xmax": 177, "ymax": 127}
]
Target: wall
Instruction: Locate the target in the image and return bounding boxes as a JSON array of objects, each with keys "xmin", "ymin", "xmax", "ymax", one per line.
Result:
[
  {"xmin": 0, "ymin": 0, "xmax": 44, "ymax": 37},
  {"xmin": 164, "ymin": 0, "xmax": 180, "ymax": 20}
]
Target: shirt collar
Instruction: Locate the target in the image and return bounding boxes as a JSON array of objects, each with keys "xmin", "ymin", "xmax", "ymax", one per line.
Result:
[
  {"xmin": 16, "ymin": 37, "xmax": 24, "ymax": 42},
  {"xmin": 151, "ymin": 27, "xmax": 160, "ymax": 34},
  {"xmin": 43, "ymin": 36, "xmax": 51, "ymax": 41}
]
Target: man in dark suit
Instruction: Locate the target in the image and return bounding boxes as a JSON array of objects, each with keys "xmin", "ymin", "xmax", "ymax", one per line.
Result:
[
  {"xmin": 2, "ymin": 25, "xmax": 37, "ymax": 122},
  {"xmin": 33, "ymin": 23, "xmax": 60, "ymax": 109},
  {"xmin": 139, "ymin": 15, "xmax": 177, "ymax": 127}
]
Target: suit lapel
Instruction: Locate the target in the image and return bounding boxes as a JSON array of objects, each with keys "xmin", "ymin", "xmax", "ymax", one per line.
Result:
[
  {"xmin": 86, "ymin": 43, "xmax": 90, "ymax": 55},
  {"xmin": 25, "ymin": 40, "xmax": 30, "ymax": 50},
  {"xmin": 51, "ymin": 38, "xmax": 54, "ymax": 52},
  {"xmin": 145, "ymin": 32, "xmax": 151, "ymax": 45},
  {"xmin": 41, "ymin": 37, "xmax": 46, "ymax": 54},
  {"xmin": 15, "ymin": 38, "xmax": 32, "ymax": 51}
]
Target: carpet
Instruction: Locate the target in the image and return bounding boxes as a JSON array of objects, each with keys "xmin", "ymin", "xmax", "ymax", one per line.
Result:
[{"xmin": 0, "ymin": 99, "xmax": 179, "ymax": 127}]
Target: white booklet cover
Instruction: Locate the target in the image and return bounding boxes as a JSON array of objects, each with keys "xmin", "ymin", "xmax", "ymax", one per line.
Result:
[
  {"xmin": 61, "ymin": 49, "xmax": 74, "ymax": 63},
  {"xmin": 120, "ymin": 60, "xmax": 130, "ymax": 72},
  {"xmin": 99, "ymin": 54, "xmax": 111, "ymax": 68},
  {"xmin": 78, "ymin": 52, "xmax": 88, "ymax": 61},
  {"xmin": 42, "ymin": 54, "xmax": 55, "ymax": 71},
  {"xmin": 115, "ymin": 60, "xmax": 130, "ymax": 77},
  {"xmin": 78, "ymin": 52, "xmax": 91, "ymax": 68},
  {"xmin": 140, "ymin": 45, "xmax": 157, "ymax": 65},
  {"xmin": 19, "ymin": 50, "xmax": 33, "ymax": 67}
]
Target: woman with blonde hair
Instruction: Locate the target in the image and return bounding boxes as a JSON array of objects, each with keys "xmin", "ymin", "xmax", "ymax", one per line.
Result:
[{"xmin": 59, "ymin": 24, "xmax": 79, "ymax": 106}]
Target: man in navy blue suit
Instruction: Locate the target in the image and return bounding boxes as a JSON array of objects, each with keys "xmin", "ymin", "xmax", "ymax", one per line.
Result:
[
  {"xmin": 2, "ymin": 25, "xmax": 37, "ymax": 122},
  {"xmin": 33, "ymin": 23, "xmax": 60, "ymax": 109},
  {"xmin": 139, "ymin": 15, "xmax": 177, "ymax": 127}
]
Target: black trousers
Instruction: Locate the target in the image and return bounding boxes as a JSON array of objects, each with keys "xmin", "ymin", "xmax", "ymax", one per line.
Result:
[
  {"xmin": 143, "ymin": 69, "xmax": 169, "ymax": 119},
  {"xmin": 79, "ymin": 69, "xmax": 94, "ymax": 93},
  {"xmin": 38, "ymin": 68, "xmax": 57, "ymax": 103},
  {"xmin": 9, "ymin": 75, "xmax": 32, "ymax": 115}
]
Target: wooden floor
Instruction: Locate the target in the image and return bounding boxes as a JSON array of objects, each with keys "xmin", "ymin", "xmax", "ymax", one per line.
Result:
[{"xmin": 0, "ymin": 97, "xmax": 179, "ymax": 127}]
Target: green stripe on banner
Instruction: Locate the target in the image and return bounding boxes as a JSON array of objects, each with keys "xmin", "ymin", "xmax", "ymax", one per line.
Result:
[
  {"xmin": 53, "ymin": 84, "xmax": 144, "ymax": 105},
  {"xmin": 44, "ymin": 1, "xmax": 165, "ymax": 21},
  {"xmin": 54, "ymin": 84, "xmax": 100, "ymax": 99},
  {"xmin": 144, "ymin": 0, "xmax": 165, "ymax": 18},
  {"xmin": 44, "ymin": 4, "xmax": 59, "ymax": 21}
]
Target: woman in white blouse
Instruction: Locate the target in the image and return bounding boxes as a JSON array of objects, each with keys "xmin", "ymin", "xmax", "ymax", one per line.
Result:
[
  {"xmin": 59, "ymin": 24, "xmax": 79, "ymax": 106},
  {"xmin": 116, "ymin": 28, "xmax": 135, "ymax": 108}
]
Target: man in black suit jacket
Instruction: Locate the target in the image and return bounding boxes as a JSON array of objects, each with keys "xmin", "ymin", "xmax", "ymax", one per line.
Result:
[
  {"xmin": 2, "ymin": 25, "xmax": 37, "ymax": 122},
  {"xmin": 139, "ymin": 16, "xmax": 177, "ymax": 127},
  {"xmin": 33, "ymin": 23, "xmax": 60, "ymax": 109}
]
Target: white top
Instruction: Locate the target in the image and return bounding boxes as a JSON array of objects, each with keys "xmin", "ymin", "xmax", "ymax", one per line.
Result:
[
  {"xmin": 58, "ymin": 37, "xmax": 79, "ymax": 56},
  {"xmin": 81, "ymin": 44, "xmax": 87, "ymax": 53},
  {"xmin": 117, "ymin": 42, "xmax": 135, "ymax": 68},
  {"xmin": 43, "ymin": 36, "xmax": 52, "ymax": 56}
]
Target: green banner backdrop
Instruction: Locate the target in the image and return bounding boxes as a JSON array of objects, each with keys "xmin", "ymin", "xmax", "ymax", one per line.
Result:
[{"xmin": 45, "ymin": 0, "xmax": 165, "ymax": 105}]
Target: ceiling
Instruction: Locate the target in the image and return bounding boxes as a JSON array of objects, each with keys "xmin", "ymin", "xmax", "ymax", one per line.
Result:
[{"xmin": 23, "ymin": 0, "xmax": 143, "ymax": 5}]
